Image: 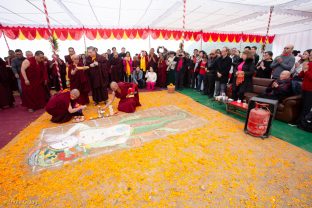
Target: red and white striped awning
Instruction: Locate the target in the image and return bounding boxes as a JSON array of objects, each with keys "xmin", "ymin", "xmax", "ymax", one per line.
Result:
[{"xmin": 0, "ymin": 0, "xmax": 311, "ymax": 41}]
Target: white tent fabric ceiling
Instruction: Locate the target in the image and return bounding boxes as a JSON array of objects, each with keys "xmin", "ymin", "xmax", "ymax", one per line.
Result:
[{"xmin": 0, "ymin": 0, "xmax": 312, "ymax": 35}]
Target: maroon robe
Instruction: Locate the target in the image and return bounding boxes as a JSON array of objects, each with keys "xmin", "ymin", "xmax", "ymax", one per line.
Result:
[
  {"xmin": 46, "ymin": 90, "xmax": 82, "ymax": 123},
  {"xmin": 115, "ymin": 82, "xmax": 141, "ymax": 113},
  {"xmin": 132, "ymin": 60, "xmax": 140, "ymax": 71},
  {"xmin": 157, "ymin": 59, "xmax": 167, "ymax": 88},
  {"xmin": 68, "ymin": 63, "xmax": 90, "ymax": 105},
  {"xmin": 21, "ymin": 57, "xmax": 47, "ymax": 110},
  {"xmin": 86, "ymin": 54, "xmax": 109, "ymax": 103},
  {"xmin": 5, "ymin": 56, "xmax": 18, "ymax": 91},
  {"xmin": 64, "ymin": 55, "xmax": 73, "ymax": 65},
  {"xmin": 43, "ymin": 59, "xmax": 50, "ymax": 101},
  {"xmin": 110, "ymin": 57, "xmax": 123, "ymax": 82},
  {"xmin": 49, "ymin": 59, "xmax": 67, "ymax": 91},
  {"xmin": 0, "ymin": 58, "xmax": 14, "ymax": 108},
  {"xmin": 147, "ymin": 53, "xmax": 158, "ymax": 71}
]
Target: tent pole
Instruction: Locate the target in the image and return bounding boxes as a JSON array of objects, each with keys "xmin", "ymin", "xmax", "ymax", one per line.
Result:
[
  {"xmin": 148, "ymin": 27, "xmax": 151, "ymax": 50},
  {"xmin": 83, "ymin": 28, "xmax": 87, "ymax": 54},
  {"xmin": 181, "ymin": 0, "xmax": 186, "ymax": 52},
  {"xmin": 200, "ymin": 30, "xmax": 203, "ymax": 50},
  {"xmin": 42, "ymin": 0, "xmax": 63, "ymax": 91},
  {"xmin": 239, "ymin": 32, "xmax": 243, "ymax": 52},
  {"xmin": 1, "ymin": 30, "xmax": 10, "ymax": 51},
  {"xmin": 262, "ymin": 6, "xmax": 274, "ymax": 54}
]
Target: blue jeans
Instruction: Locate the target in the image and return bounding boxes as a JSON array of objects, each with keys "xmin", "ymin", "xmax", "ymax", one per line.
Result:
[
  {"xmin": 17, "ymin": 78, "xmax": 22, "ymax": 95},
  {"xmin": 197, "ymin": 74, "xmax": 205, "ymax": 90}
]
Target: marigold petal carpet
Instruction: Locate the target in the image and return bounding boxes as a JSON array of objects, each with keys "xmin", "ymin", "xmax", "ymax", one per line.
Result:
[{"xmin": 0, "ymin": 91, "xmax": 311, "ymax": 207}]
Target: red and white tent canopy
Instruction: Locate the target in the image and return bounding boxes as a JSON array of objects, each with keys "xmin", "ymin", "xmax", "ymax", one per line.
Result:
[
  {"xmin": 0, "ymin": 0, "xmax": 311, "ymax": 55},
  {"xmin": 1, "ymin": 0, "xmax": 312, "ymax": 37}
]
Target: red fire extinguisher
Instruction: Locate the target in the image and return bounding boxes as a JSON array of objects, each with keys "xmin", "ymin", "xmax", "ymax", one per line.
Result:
[{"xmin": 247, "ymin": 102, "xmax": 271, "ymax": 137}]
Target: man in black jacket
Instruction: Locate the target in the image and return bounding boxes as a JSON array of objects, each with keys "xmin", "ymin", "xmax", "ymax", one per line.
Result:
[
  {"xmin": 203, "ymin": 49, "xmax": 218, "ymax": 97},
  {"xmin": 214, "ymin": 47, "xmax": 232, "ymax": 96},
  {"xmin": 230, "ymin": 48, "xmax": 240, "ymax": 67},
  {"xmin": 11, "ymin": 49, "xmax": 26, "ymax": 95},
  {"xmin": 251, "ymin": 46, "xmax": 260, "ymax": 65}
]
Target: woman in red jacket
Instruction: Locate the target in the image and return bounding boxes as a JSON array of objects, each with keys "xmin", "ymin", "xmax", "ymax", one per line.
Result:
[{"xmin": 298, "ymin": 60, "xmax": 312, "ymax": 121}]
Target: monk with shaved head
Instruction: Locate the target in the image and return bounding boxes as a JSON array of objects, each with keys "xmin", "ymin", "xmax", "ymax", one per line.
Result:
[
  {"xmin": 45, "ymin": 89, "xmax": 87, "ymax": 123},
  {"xmin": 103, "ymin": 82, "xmax": 141, "ymax": 113}
]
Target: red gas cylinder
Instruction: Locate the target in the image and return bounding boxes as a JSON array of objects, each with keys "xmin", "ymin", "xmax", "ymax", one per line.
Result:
[{"xmin": 247, "ymin": 102, "xmax": 271, "ymax": 137}]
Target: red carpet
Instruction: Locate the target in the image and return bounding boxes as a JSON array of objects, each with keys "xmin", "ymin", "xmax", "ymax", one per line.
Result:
[{"xmin": 0, "ymin": 96, "xmax": 44, "ymax": 149}]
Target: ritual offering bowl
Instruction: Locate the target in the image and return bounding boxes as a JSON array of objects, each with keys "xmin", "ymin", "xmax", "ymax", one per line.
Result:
[{"xmin": 167, "ymin": 83, "xmax": 175, "ymax": 93}]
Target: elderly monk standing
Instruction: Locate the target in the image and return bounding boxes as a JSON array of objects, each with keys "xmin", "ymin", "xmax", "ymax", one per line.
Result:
[
  {"xmin": 86, "ymin": 46, "xmax": 109, "ymax": 105},
  {"xmin": 68, "ymin": 55, "xmax": 90, "ymax": 105},
  {"xmin": 104, "ymin": 82, "xmax": 141, "ymax": 113},
  {"xmin": 20, "ymin": 50, "xmax": 47, "ymax": 112},
  {"xmin": 109, "ymin": 52, "xmax": 123, "ymax": 82},
  {"xmin": 46, "ymin": 89, "xmax": 86, "ymax": 123}
]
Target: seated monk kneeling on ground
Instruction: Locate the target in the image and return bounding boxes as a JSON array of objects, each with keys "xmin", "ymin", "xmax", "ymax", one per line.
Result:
[
  {"xmin": 45, "ymin": 89, "xmax": 87, "ymax": 123},
  {"xmin": 103, "ymin": 82, "xmax": 141, "ymax": 113}
]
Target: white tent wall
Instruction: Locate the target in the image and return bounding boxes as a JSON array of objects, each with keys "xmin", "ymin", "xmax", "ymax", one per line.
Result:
[{"xmin": 272, "ymin": 30, "xmax": 312, "ymax": 58}]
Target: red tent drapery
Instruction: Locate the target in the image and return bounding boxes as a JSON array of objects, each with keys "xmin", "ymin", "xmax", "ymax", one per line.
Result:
[{"xmin": 0, "ymin": 26, "xmax": 275, "ymax": 44}]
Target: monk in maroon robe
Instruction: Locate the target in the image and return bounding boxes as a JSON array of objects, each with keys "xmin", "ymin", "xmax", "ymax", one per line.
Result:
[
  {"xmin": 20, "ymin": 51, "xmax": 47, "ymax": 112},
  {"xmin": 0, "ymin": 58, "xmax": 14, "ymax": 108},
  {"xmin": 132, "ymin": 55, "xmax": 140, "ymax": 71},
  {"xmin": 157, "ymin": 53, "xmax": 167, "ymax": 88},
  {"xmin": 64, "ymin": 47, "xmax": 75, "ymax": 66},
  {"xmin": 147, "ymin": 48, "xmax": 158, "ymax": 71},
  {"xmin": 104, "ymin": 82, "xmax": 141, "ymax": 113},
  {"xmin": 68, "ymin": 55, "xmax": 90, "ymax": 105},
  {"xmin": 43, "ymin": 57, "xmax": 51, "ymax": 101},
  {"xmin": 46, "ymin": 89, "xmax": 86, "ymax": 123},
  {"xmin": 109, "ymin": 52, "xmax": 123, "ymax": 82},
  {"xmin": 86, "ymin": 46, "xmax": 109, "ymax": 105},
  {"xmin": 5, "ymin": 50, "xmax": 18, "ymax": 91},
  {"xmin": 49, "ymin": 55, "xmax": 67, "ymax": 91}
]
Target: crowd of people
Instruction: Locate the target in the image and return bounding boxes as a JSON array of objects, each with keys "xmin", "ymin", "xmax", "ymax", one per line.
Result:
[{"xmin": 0, "ymin": 44, "xmax": 311, "ymax": 130}]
